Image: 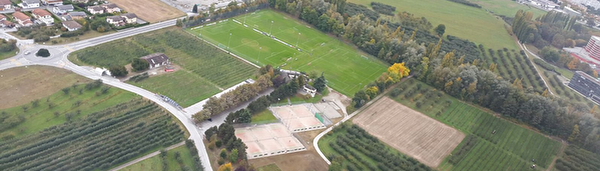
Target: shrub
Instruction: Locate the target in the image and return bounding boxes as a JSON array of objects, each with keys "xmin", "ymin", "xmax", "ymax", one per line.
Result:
[
  {"xmin": 36, "ymin": 48, "xmax": 50, "ymax": 57},
  {"xmin": 131, "ymin": 58, "xmax": 149, "ymax": 72},
  {"xmin": 109, "ymin": 65, "xmax": 128, "ymax": 77}
]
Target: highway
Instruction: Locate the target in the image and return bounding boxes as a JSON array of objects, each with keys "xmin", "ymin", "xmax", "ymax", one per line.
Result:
[{"xmin": 0, "ymin": 19, "xmax": 215, "ymax": 171}]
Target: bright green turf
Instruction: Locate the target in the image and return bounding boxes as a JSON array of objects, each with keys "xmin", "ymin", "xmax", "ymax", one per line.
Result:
[
  {"xmin": 389, "ymin": 79, "xmax": 561, "ymax": 170},
  {"xmin": 0, "ymin": 84, "xmax": 137, "ymax": 139},
  {"xmin": 350, "ymin": 0, "xmax": 519, "ymax": 50},
  {"xmin": 251, "ymin": 109, "xmax": 277, "ymax": 124},
  {"xmin": 190, "ymin": 10, "xmax": 388, "ymax": 96},
  {"xmin": 472, "ymin": 0, "xmax": 546, "ymax": 17},
  {"xmin": 120, "ymin": 145, "xmax": 196, "ymax": 171},
  {"xmin": 129, "ymin": 71, "xmax": 221, "ymax": 107}
]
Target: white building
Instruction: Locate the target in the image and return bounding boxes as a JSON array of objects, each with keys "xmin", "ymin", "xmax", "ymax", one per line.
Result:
[{"xmin": 20, "ymin": 0, "xmax": 40, "ymax": 8}]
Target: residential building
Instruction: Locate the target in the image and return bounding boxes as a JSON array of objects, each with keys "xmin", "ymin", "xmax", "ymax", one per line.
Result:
[
  {"xmin": 32, "ymin": 9, "xmax": 54, "ymax": 25},
  {"xmin": 62, "ymin": 11, "xmax": 86, "ymax": 20},
  {"xmin": 62, "ymin": 20, "xmax": 81, "ymax": 31},
  {"xmin": 52, "ymin": 4, "xmax": 74, "ymax": 14},
  {"xmin": 1, "ymin": 20, "xmax": 15, "ymax": 28},
  {"xmin": 0, "ymin": 14, "xmax": 6, "ymax": 21},
  {"xmin": 0, "ymin": 0, "xmax": 13, "ymax": 11},
  {"xmin": 12, "ymin": 11, "xmax": 32, "ymax": 27},
  {"xmin": 72, "ymin": 0, "xmax": 88, "ymax": 3},
  {"xmin": 41, "ymin": 0, "xmax": 62, "ymax": 6},
  {"xmin": 106, "ymin": 15, "xmax": 123, "ymax": 26},
  {"xmin": 569, "ymin": 71, "xmax": 600, "ymax": 104},
  {"xmin": 101, "ymin": 3, "xmax": 121, "ymax": 13},
  {"xmin": 21, "ymin": 0, "xmax": 40, "ymax": 8},
  {"xmin": 140, "ymin": 53, "xmax": 169, "ymax": 68},
  {"xmin": 106, "ymin": 13, "xmax": 138, "ymax": 26},
  {"xmin": 87, "ymin": 5, "xmax": 104, "ymax": 14},
  {"xmin": 121, "ymin": 13, "xmax": 137, "ymax": 24}
]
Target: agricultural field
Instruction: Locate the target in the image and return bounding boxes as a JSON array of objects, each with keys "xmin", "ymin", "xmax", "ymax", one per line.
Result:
[
  {"xmin": 348, "ymin": 0, "xmax": 519, "ymax": 50},
  {"xmin": 0, "ymin": 80, "xmax": 137, "ymax": 139},
  {"xmin": 71, "ymin": 28, "xmax": 257, "ymax": 107},
  {"xmin": 472, "ymin": 0, "xmax": 546, "ymax": 17},
  {"xmin": 109, "ymin": 0, "xmax": 185, "ymax": 23},
  {"xmin": 478, "ymin": 46, "xmax": 546, "ymax": 93},
  {"xmin": 542, "ymin": 71, "xmax": 593, "ymax": 107},
  {"xmin": 190, "ymin": 10, "xmax": 388, "ymax": 96},
  {"xmin": 353, "ymin": 97, "xmax": 465, "ymax": 167},
  {"xmin": 555, "ymin": 146, "xmax": 600, "ymax": 171},
  {"xmin": 0, "ymin": 99, "xmax": 186, "ymax": 171},
  {"xmin": 389, "ymin": 78, "xmax": 561, "ymax": 171},
  {"xmin": 0, "ymin": 66, "xmax": 89, "ymax": 109},
  {"xmin": 129, "ymin": 71, "xmax": 221, "ymax": 107},
  {"xmin": 318, "ymin": 122, "xmax": 432, "ymax": 171},
  {"xmin": 121, "ymin": 145, "xmax": 199, "ymax": 171}
]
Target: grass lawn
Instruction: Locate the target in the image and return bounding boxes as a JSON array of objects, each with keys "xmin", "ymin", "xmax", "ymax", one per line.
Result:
[
  {"xmin": 70, "ymin": 28, "xmax": 257, "ymax": 106},
  {"xmin": 472, "ymin": 0, "xmax": 546, "ymax": 17},
  {"xmin": 0, "ymin": 84, "xmax": 138, "ymax": 139},
  {"xmin": 0, "ymin": 66, "xmax": 89, "ymax": 109},
  {"xmin": 129, "ymin": 71, "xmax": 221, "ymax": 107},
  {"xmin": 257, "ymin": 164, "xmax": 281, "ymax": 171},
  {"xmin": 350, "ymin": 0, "xmax": 519, "ymax": 50},
  {"xmin": 389, "ymin": 78, "xmax": 561, "ymax": 170},
  {"xmin": 251, "ymin": 109, "xmax": 277, "ymax": 124},
  {"xmin": 120, "ymin": 154, "xmax": 162, "ymax": 171},
  {"xmin": 190, "ymin": 10, "xmax": 388, "ymax": 96},
  {"xmin": 0, "ymin": 48, "xmax": 17, "ymax": 60}
]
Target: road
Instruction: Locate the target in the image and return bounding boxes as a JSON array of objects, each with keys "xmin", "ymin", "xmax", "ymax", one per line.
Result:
[
  {"xmin": 518, "ymin": 42, "xmax": 555, "ymax": 96},
  {"xmin": 0, "ymin": 19, "xmax": 218, "ymax": 171}
]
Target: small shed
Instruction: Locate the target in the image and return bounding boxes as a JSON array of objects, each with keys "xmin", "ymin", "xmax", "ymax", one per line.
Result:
[{"xmin": 140, "ymin": 53, "xmax": 169, "ymax": 68}]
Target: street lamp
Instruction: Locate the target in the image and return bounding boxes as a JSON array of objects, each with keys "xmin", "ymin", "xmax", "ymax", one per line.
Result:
[
  {"xmin": 296, "ymin": 33, "xmax": 301, "ymax": 47},
  {"xmin": 227, "ymin": 33, "xmax": 232, "ymax": 52},
  {"xmin": 269, "ymin": 20, "xmax": 274, "ymax": 36}
]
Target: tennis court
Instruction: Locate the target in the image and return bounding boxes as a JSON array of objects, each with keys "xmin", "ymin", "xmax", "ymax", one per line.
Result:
[
  {"xmin": 270, "ymin": 104, "xmax": 326, "ymax": 132},
  {"xmin": 234, "ymin": 123, "xmax": 305, "ymax": 159}
]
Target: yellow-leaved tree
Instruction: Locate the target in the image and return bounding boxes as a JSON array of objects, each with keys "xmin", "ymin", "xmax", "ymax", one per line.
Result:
[
  {"xmin": 387, "ymin": 62, "xmax": 410, "ymax": 82},
  {"xmin": 218, "ymin": 163, "xmax": 233, "ymax": 171}
]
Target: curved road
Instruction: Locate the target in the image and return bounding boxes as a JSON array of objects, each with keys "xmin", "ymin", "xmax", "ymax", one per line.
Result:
[{"xmin": 0, "ymin": 19, "xmax": 215, "ymax": 171}]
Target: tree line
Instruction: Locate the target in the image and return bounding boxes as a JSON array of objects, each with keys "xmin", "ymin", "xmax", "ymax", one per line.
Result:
[{"xmin": 512, "ymin": 10, "xmax": 590, "ymax": 49}]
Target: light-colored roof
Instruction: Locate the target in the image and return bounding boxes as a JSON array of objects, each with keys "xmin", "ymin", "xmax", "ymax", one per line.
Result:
[
  {"xmin": 55, "ymin": 4, "xmax": 74, "ymax": 11},
  {"xmin": 0, "ymin": 0, "xmax": 11, "ymax": 5},
  {"xmin": 121, "ymin": 13, "xmax": 137, "ymax": 19},
  {"xmin": 101, "ymin": 3, "xmax": 118, "ymax": 9},
  {"xmin": 32, "ymin": 9, "xmax": 51, "ymax": 17},
  {"xmin": 87, "ymin": 5, "xmax": 103, "ymax": 11},
  {"xmin": 23, "ymin": 0, "xmax": 40, "ymax": 4},
  {"xmin": 12, "ymin": 12, "xmax": 30, "ymax": 21},
  {"xmin": 141, "ymin": 53, "xmax": 169, "ymax": 65},
  {"xmin": 62, "ymin": 20, "xmax": 81, "ymax": 29},
  {"xmin": 69, "ymin": 11, "xmax": 86, "ymax": 17},
  {"xmin": 106, "ymin": 16, "xmax": 123, "ymax": 21}
]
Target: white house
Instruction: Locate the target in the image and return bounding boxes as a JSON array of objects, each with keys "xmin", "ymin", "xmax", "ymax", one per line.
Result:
[
  {"xmin": 62, "ymin": 20, "xmax": 81, "ymax": 31},
  {"xmin": 106, "ymin": 16, "xmax": 123, "ymax": 26},
  {"xmin": 0, "ymin": 0, "xmax": 13, "ymax": 11},
  {"xmin": 303, "ymin": 85, "xmax": 317, "ymax": 97},
  {"xmin": 87, "ymin": 5, "xmax": 104, "ymax": 14},
  {"xmin": 121, "ymin": 13, "xmax": 137, "ymax": 24},
  {"xmin": 12, "ymin": 11, "xmax": 32, "ymax": 27},
  {"xmin": 53, "ymin": 4, "xmax": 74, "ymax": 15},
  {"xmin": 20, "ymin": 0, "xmax": 40, "ymax": 8},
  {"xmin": 62, "ymin": 11, "xmax": 86, "ymax": 21},
  {"xmin": 32, "ymin": 9, "xmax": 54, "ymax": 25},
  {"xmin": 141, "ymin": 53, "xmax": 170, "ymax": 68},
  {"xmin": 101, "ymin": 3, "xmax": 121, "ymax": 13}
]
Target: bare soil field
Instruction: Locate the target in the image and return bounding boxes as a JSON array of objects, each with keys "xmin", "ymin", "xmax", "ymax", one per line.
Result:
[
  {"xmin": 353, "ymin": 97, "xmax": 465, "ymax": 167},
  {"xmin": 250, "ymin": 129, "xmax": 328, "ymax": 171},
  {"xmin": 0, "ymin": 66, "xmax": 88, "ymax": 109},
  {"xmin": 109, "ymin": 0, "xmax": 185, "ymax": 23}
]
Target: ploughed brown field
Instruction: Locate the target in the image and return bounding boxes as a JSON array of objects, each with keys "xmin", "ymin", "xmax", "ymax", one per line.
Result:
[
  {"xmin": 110, "ymin": 0, "xmax": 185, "ymax": 23},
  {"xmin": 353, "ymin": 97, "xmax": 465, "ymax": 167}
]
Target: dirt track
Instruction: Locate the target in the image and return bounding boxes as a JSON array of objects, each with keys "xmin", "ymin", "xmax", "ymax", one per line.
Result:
[
  {"xmin": 110, "ymin": 0, "xmax": 185, "ymax": 23},
  {"xmin": 353, "ymin": 97, "xmax": 465, "ymax": 168}
]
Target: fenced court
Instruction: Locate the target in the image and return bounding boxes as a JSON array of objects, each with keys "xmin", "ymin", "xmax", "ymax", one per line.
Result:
[
  {"xmin": 353, "ymin": 97, "xmax": 466, "ymax": 167},
  {"xmin": 234, "ymin": 123, "xmax": 305, "ymax": 159},
  {"xmin": 270, "ymin": 104, "xmax": 326, "ymax": 132}
]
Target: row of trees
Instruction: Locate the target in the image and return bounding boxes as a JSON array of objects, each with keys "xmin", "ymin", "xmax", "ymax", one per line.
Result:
[
  {"xmin": 539, "ymin": 46, "xmax": 596, "ymax": 77},
  {"xmin": 205, "ymin": 122, "xmax": 252, "ymax": 171},
  {"xmin": 512, "ymin": 10, "xmax": 590, "ymax": 49},
  {"xmin": 193, "ymin": 66, "xmax": 274, "ymax": 122}
]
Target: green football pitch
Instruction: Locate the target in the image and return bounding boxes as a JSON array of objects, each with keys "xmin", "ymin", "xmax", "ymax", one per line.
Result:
[{"xmin": 189, "ymin": 10, "xmax": 388, "ymax": 96}]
